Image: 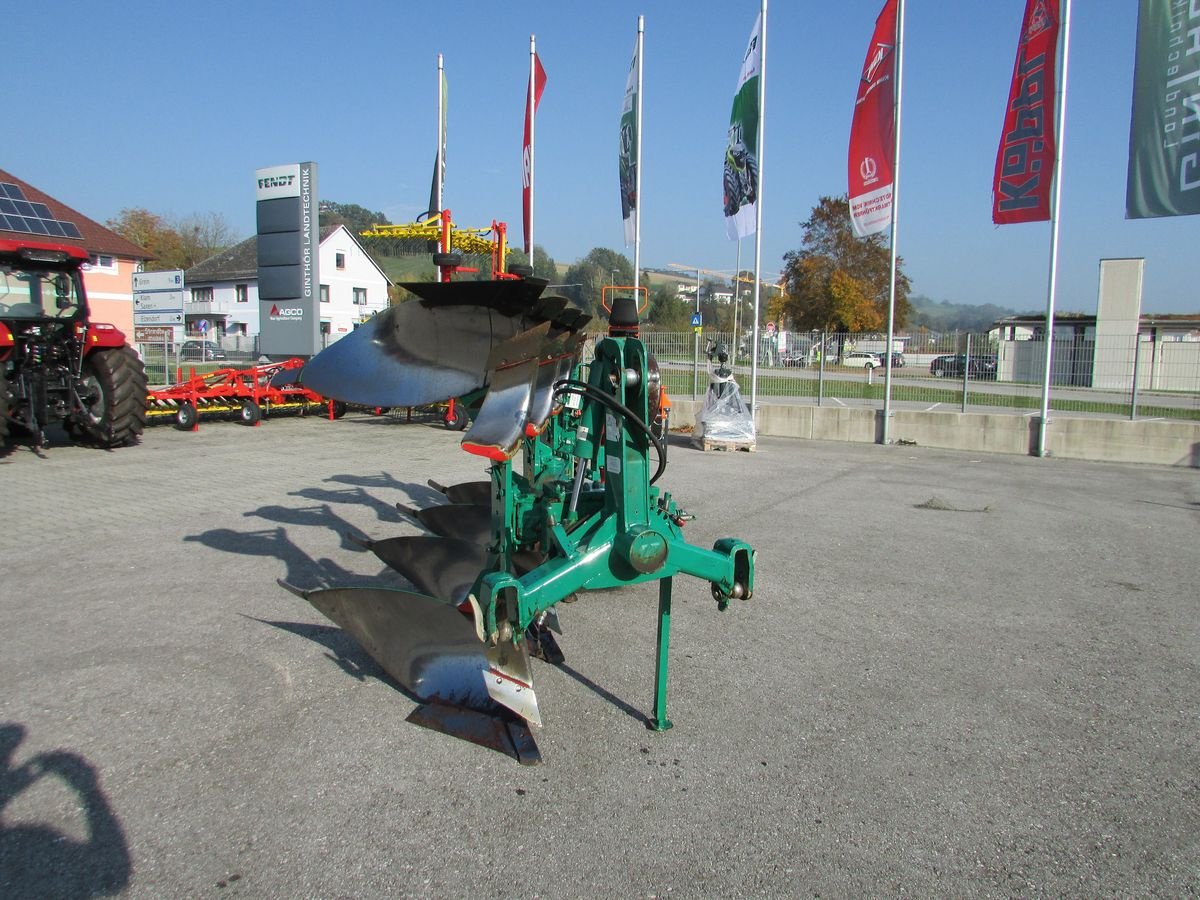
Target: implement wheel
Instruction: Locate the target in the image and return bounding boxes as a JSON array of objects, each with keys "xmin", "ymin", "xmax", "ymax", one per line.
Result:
[
  {"xmin": 240, "ymin": 399, "xmax": 262, "ymax": 425},
  {"xmin": 176, "ymin": 402, "xmax": 198, "ymax": 430},
  {"xmin": 76, "ymin": 346, "xmax": 148, "ymax": 448},
  {"xmin": 444, "ymin": 404, "xmax": 468, "ymax": 431}
]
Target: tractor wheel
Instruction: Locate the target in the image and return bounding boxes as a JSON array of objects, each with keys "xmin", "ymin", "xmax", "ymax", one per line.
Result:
[
  {"xmin": 444, "ymin": 405, "xmax": 468, "ymax": 431},
  {"xmin": 240, "ymin": 399, "xmax": 262, "ymax": 425},
  {"xmin": 176, "ymin": 402, "xmax": 198, "ymax": 430},
  {"xmin": 77, "ymin": 346, "xmax": 148, "ymax": 448},
  {"xmin": 0, "ymin": 368, "xmax": 10, "ymax": 443}
]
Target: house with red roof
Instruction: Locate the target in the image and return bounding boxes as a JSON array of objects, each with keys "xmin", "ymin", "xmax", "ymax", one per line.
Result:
[{"xmin": 0, "ymin": 169, "xmax": 151, "ymax": 338}]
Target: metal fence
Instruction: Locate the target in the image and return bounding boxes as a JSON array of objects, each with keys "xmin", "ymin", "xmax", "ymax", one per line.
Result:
[
  {"xmin": 639, "ymin": 330, "xmax": 1200, "ymax": 422},
  {"xmin": 137, "ymin": 327, "xmax": 1200, "ymax": 422},
  {"xmin": 137, "ymin": 332, "xmax": 262, "ymax": 387}
]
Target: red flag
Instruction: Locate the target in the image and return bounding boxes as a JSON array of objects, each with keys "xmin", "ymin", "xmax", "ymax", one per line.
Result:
[
  {"xmin": 847, "ymin": 0, "xmax": 898, "ymax": 238},
  {"xmin": 522, "ymin": 52, "xmax": 548, "ymax": 253},
  {"xmin": 992, "ymin": 0, "xmax": 1059, "ymax": 224}
]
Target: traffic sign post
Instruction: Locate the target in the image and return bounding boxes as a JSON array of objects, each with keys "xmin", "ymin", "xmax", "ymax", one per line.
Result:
[{"xmin": 132, "ymin": 269, "xmax": 186, "ymax": 351}]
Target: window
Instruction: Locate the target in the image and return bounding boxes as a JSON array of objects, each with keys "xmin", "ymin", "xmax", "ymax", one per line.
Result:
[
  {"xmin": 235, "ymin": 284, "xmax": 249, "ymax": 303},
  {"xmin": 190, "ymin": 286, "xmax": 213, "ymax": 303},
  {"xmin": 320, "ymin": 284, "xmax": 330, "ymax": 303},
  {"xmin": 335, "ymin": 252, "xmax": 346, "ymax": 270},
  {"xmin": 353, "ymin": 287, "xmax": 367, "ymax": 305},
  {"xmin": 85, "ymin": 254, "xmax": 117, "ymax": 274}
]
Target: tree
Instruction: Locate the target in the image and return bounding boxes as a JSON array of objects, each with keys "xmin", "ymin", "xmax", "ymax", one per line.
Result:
[
  {"xmin": 779, "ymin": 195, "xmax": 910, "ymax": 334},
  {"xmin": 174, "ymin": 212, "xmax": 239, "ymax": 269},
  {"xmin": 505, "ymin": 244, "xmax": 558, "ymax": 282},
  {"xmin": 319, "ymin": 202, "xmax": 389, "ymax": 236},
  {"xmin": 644, "ymin": 283, "xmax": 692, "ymax": 331},
  {"xmin": 106, "ymin": 209, "xmax": 182, "ymax": 270},
  {"xmin": 106, "ymin": 208, "xmax": 239, "ymax": 271},
  {"xmin": 562, "ymin": 248, "xmax": 634, "ymax": 314}
]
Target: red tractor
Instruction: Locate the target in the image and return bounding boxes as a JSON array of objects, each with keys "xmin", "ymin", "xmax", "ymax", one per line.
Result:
[{"xmin": 0, "ymin": 238, "xmax": 147, "ymax": 449}]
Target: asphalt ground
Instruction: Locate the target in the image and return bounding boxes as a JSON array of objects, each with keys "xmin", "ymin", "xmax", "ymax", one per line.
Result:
[{"xmin": 1, "ymin": 413, "xmax": 1198, "ymax": 898}]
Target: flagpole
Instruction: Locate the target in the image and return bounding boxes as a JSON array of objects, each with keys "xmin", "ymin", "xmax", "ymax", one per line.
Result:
[
  {"xmin": 881, "ymin": 0, "xmax": 904, "ymax": 445},
  {"xmin": 528, "ymin": 35, "xmax": 537, "ymax": 269},
  {"xmin": 733, "ymin": 240, "xmax": 742, "ymax": 363},
  {"xmin": 1037, "ymin": 0, "xmax": 1071, "ymax": 458},
  {"xmin": 749, "ymin": 0, "xmax": 767, "ymax": 419},
  {"xmin": 633, "ymin": 15, "xmax": 644, "ymax": 292},
  {"xmin": 436, "ymin": 53, "xmax": 444, "ymax": 215}
]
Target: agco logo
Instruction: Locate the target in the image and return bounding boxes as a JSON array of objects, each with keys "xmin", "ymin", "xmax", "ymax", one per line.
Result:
[
  {"xmin": 269, "ymin": 304, "xmax": 304, "ymax": 321},
  {"xmin": 860, "ymin": 157, "xmax": 879, "ymax": 185}
]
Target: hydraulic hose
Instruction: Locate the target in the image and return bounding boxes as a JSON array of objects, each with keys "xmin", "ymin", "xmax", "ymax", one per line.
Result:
[{"xmin": 553, "ymin": 379, "xmax": 667, "ymax": 485}]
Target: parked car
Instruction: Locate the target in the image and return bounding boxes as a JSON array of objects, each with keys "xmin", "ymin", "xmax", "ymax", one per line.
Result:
[
  {"xmin": 780, "ymin": 350, "xmax": 808, "ymax": 367},
  {"xmin": 180, "ymin": 340, "xmax": 227, "ymax": 361},
  {"xmin": 882, "ymin": 351, "xmax": 905, "ymax": 368},
  {"xmin": 842, "ymin": 351, "xmax": 884, "ymax": 369},
  {"xmin": 929, "ymin": 354, "xmax": 997, "ymax": 379}
]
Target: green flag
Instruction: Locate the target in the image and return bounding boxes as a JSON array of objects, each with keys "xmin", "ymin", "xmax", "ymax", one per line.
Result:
[
  {"xmin": 724, "ymin": 12, "xmax": 762, "ymax": 240},
  {"xmin": 1126, "ymin": 0, "xmax": 1200, "ymax": 219}
]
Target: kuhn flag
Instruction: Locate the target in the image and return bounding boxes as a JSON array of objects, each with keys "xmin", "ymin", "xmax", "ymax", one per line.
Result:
[
  {"xmin": 723, "ymin": 12, "xmax": 762, "ymax": 241},
  {"xmin": 619, "ymin": 45, "xmax": 639, "ymax": 247},
  {"xmin": 1126, "ymin": 0, "xmax": 1200, "ymax": 219},
  {"xmin": 992, "ymin": 0, "xmax": 1059, "ymax": 224},
  {"xmin": 522, "ymin": 51, "xmax": 547, "ymax": 254},
  {"xmin": 848, "ymin": 0, "xmax": 898, "ymax": 238}
]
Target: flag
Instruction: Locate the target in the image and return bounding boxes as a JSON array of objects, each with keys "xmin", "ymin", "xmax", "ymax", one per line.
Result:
[
  {"xmin": 522, "ymin": 51, "xmax": 547, "ymax": 254},
  {"xmin": 723, "ymin": 12, "xmax": 762, "ymax": 240},
  {"xmin": 1127, "ymin": 0, "xmax": 1200, "ymax": 219},
  {"xmin": 619, "ymin": 44, "xmax": 638, "ymax": 247},
  {"xmin": 427, "ymin": 66, "xmax": 448, "ymax": 217},
  {"xmin": 992, "ymin": 0, "xmax": 1060, "ymax": 224},
  {"xmin": 848, "ymin": 0, "xmax": 898, "ymax": 238}
]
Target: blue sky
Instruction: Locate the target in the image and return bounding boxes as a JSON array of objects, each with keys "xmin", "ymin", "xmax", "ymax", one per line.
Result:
[{"xmin": 9, "ymin": 0, "xmax": 1193, "ymax": 314}]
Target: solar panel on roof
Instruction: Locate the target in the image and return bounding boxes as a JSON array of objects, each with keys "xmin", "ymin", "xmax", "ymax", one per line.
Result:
[{"xmin": 0, "ymin": 181, "xmax": 84, "ymax": 241}]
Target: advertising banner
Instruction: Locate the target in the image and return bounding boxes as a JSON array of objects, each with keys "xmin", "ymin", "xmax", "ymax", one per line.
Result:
[
  {"xmin": 1126, "ymin": 0, "xmax": 1200, "ymax": 219},
  {"xmin": 522, "ymin": 52, "xmax": 547, "ymax": 254},
  {"xmin": 619, "ymin": 45, "xmax": 638, "ymax": 247},
  {"xmin": 848, "ymin": 0, "xmax": 898, "ymax": 238},
  {"xmin": 992, "ymin": 0, "xmax": 1060, "ymax": 224},
  {"xmin": 723, "ymin": 12, "xmax": 762, "ymax": 241}
]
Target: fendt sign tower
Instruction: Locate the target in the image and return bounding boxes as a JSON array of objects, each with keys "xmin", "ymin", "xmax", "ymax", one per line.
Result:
[{"xmin": 255, "ymin": 162, "xmax": 320, "ymax": 357}]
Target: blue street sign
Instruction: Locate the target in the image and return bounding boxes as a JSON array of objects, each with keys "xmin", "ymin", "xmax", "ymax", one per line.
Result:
[
  {"xmin": 197, "ymin": 319, "xmax": 210, "ymax": 334},
  {"xmin": 690, "ymin": 312, "xmax": 702, "ymax": 327}
]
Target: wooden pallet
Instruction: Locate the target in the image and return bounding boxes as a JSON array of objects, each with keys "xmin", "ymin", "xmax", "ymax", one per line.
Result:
[{"xmin": 694, "ymin": 436, "xmax": 756, "ymax": 453}]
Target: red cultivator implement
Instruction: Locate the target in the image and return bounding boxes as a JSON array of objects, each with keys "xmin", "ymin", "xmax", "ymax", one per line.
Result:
[{"xmin": 145, "ymin": 357, "xmax": 339, "ymax": 430}]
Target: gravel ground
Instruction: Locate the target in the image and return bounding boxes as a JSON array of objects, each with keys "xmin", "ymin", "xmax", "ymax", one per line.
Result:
[{"xmin": 1, "ymin": 414, "xmax": 1197, "ymax": 898}]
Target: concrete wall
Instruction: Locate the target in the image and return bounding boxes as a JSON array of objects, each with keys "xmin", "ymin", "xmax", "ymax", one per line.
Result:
[{"xmin": 671, "ymin": 398, "xmax": 1200, "ymax": 468}]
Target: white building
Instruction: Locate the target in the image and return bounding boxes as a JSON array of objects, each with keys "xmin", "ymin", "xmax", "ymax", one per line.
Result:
[{"xmin": 184, "ymin": 224, "xmax": 391, "ymax": 347}]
